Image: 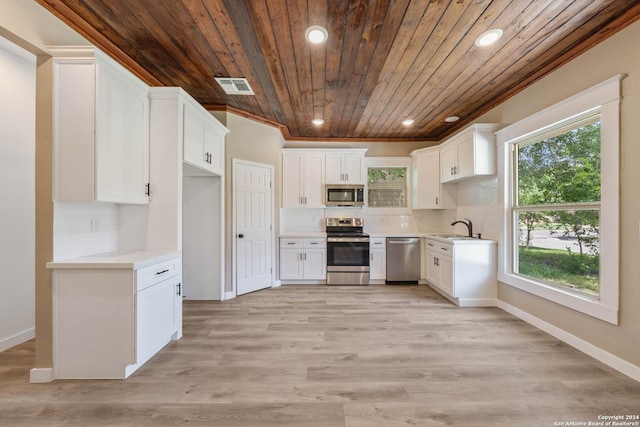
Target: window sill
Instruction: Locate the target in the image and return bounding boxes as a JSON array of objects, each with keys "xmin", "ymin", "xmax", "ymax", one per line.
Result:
[{"xmin": 498, "ymin": 271, "xmax": 618, "ymax": 325}]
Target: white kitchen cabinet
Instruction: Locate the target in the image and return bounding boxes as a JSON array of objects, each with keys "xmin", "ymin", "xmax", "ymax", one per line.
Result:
[
  {"xmin": 411, "ymin": 147, "xmax": 455, "ymax": 209},
  {"xmin": 440, "ymin": 124, "xmax": 499, "ymax": 183},
  {"xmin": 424, "ymin": 237, "xmax": 497, "ymax": 306},
  {"xmin": 279, "ymin": 238, "xmax": 326, "ymax": 281},
  {"xmin": 51, "ymin": 47, "xmax": 150, "ymax": 204},
  {"xmin": 183, "ymin": 100, "xmax": 226, "ymax": 175},
  {"xmin": 49, "ymin": 252, "xmax": 181, "ymax": 379},
  {"xmin": 369, "ymin": 237, "xmax": 387, "ymax": 281},
  {"xmin": 325, "ymin": 149, "xmax": 367, "ymax": 184},
  {"xmin": 282, "ymin": 150, "xmax": 325, "ymax": 208}
]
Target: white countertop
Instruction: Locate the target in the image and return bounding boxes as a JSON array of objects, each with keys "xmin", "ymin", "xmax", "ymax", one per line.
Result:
[
  {"xmin": 279, "ymin": 232, "xmax": 327, "ymax": 238},
  {"xmin": 47, "ymin": 250, "xmax": 180, "ymax": 269}
]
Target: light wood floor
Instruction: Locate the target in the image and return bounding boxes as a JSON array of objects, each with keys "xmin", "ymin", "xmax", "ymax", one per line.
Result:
[{"xmin": 1, "ymin": 285, "xmax": 639, "ymax": 426}]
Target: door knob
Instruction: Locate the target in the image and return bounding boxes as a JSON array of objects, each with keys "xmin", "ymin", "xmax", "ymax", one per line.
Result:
[{"xmin": 238, "ymin": 234, "xmax": 244, "ymax": 238}]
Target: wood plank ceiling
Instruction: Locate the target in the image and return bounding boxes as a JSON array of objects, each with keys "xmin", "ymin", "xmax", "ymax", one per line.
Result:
[{"xmin": 37, "ymin": 0, "xmax": 640, "ymax": 142}]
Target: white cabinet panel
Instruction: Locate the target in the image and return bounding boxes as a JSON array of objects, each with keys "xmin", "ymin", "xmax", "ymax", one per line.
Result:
[
  {"xmin": 411, "ymin": 148, "xmax": 455, "ymax": 209},
  {"xmin": 325, "ymin": 150, "xmax": 366, "ymax": 184},
  {"xmin": 440, "ymin": 124, "xmax": 498, "ymax": 183},
  {"xmin": 370, "ymin": 237, "xmax": 386, "ymax": 280},
  {"xmin": 424, "ymin": 237, "xmax": 497, "ymax": 306},
  {"xmin": 279, "ymin": 238, "xmax": 326, "ymax": 281},
  {"xmin": 183, "ymin": 101, "xmax": 226, "ymax": 176},
  {"xmin": 282, "ymin": 151, "xmax": 325, "ymax": 208},
  {"xmin": 51, "ymin": 255, "xmax": 182, "ymax": 379},
  {"xmin": 52, "ymin": 48, "xmax": 150, "ymax": 204}
]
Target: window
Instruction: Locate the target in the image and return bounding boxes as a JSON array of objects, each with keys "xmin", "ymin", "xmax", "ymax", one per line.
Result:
[
  {"xmin": 367, "ymin": 167, "xmax": 407, "ymax": 208},
  {"xmin": 497, "ymin": 75, "xmax": 621, "ymax": 324},
  {"xmin": 514, "ymin": 117, "xmax": 601, "ymax": 298}
]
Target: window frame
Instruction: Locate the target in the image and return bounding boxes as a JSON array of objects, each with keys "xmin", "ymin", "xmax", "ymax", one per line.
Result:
[
  {"xmin": 496, "ymin": 75, "xmax": 622, "ymax": 325},
  {"xmin": 364, "ymin": 157, "xmax": 412, "ymax": 215}
]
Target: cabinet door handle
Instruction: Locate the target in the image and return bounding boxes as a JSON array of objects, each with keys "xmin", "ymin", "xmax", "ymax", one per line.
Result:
[
  {"xmin": 287, "ymin": 242, "xmax": 296, "ymax": 245},
  {"xmin": 345, "ymin": 173, "xmax": 349, "ymax": 181},
  {"xmin": 156, "ymin": 269, "xmax": 169, "ymax": 275},
  {"xmin": 176, "ymin": 282, "xmax": 182, "ymax": 296},
  {"xmin": 428, "ymin": 243, "xmax": 434, "ymax": 247},
  {"xmin": 441, "ymin": 247, "xmax": 448, "ymax": 251},
  {"xmin": 435, "ymin": 197, "xmax": 438, "ymax": 205},
  {"xmin": 145, "ymin": 183, "xmax": 150, "ymax": 197},
  {"xmin": 304, "ymin": 197, "xmax": 307, "ymax": 204}
]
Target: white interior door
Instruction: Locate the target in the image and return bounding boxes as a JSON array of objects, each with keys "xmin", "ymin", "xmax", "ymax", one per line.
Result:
[{"xmin": 234, "ymin": 160, "xmax": 273, "ymax": 295}]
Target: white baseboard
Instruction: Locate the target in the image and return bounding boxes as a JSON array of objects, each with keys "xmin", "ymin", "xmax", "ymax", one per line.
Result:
[
  {"xmin": 458, "ymin": 298, "xmax": 498, "ymax": 307},
  {"xmin": 223, "ymin": 291, "xmax": 235, "ymax": 301},
  {"xmin": 0, "ymin": 327, "xmax": 35, "ymax": 352},
  {"xmin": 497, "ymin": 300, "xmax": 640, "ymax": 383},
  {"xmin": 30, "ymin": 368, "xmax": 54, "ymax": 383},
  {"xmin": 272, "ymin": 280, "xmax": 282, "ymax": 288}
]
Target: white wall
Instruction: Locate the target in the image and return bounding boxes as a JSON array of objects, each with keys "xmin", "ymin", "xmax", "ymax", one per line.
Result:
[
  {"xmin": 0, "ymin": 36, "xmax": 36, "ymax": 350},
  {"xmin": 465, "ymin": 20, "xmax": 640, "ymax": 371}
]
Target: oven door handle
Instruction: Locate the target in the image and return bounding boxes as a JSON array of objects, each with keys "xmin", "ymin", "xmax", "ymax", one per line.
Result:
[{"xmin": 327, "ymin": 237, "xmax": 370, "ymax": 243}]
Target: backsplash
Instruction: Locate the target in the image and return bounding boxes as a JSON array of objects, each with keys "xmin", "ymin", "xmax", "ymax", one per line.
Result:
[
  {"xmin": 53, "ymin": 202, "xmax": 118, "ymax": 260},
  {"xmin": 279, "ymin": 176, "xmax": 500, "ymax": 239}
]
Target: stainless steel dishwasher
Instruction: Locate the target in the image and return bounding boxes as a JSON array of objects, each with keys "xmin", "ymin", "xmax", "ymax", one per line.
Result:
[{"xmin": 385, "ymin": 237, "xmax": 420, "ymax": 284}]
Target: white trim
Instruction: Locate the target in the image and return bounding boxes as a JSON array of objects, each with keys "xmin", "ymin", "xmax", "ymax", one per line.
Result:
[
  {"xmin": 0, "ymin": 328, "xmax": 35, "ymax": 352},
  {"xmin": 29, "ymin": 368, "xmax": 54, "ymax": 383},
  {"xmin": 232, "ymin": 158, "xmax": 276, "ymax": 297},
  {"xmin": 497, "ymin": 75, "xmax": 621, "ymax": 324},
  {"xmin": 222, "ymin": 291, "xmax": 236, "ymax": 301},
  {"xmin": 457, "ymin": 298, "xmax": 498, "ymax": 307},
  {"xmin": 497, "ymin": 300, "xmax": 640, "ymax": 383},
  {"xmin": 272, "ymin": 280, "xmax": 282, "ymax": 288}
]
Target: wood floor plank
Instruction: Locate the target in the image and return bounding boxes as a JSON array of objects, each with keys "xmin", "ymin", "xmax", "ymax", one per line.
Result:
[{"xmin": 1, "ymin": 284, "xmax": 639, "ymax": 426}]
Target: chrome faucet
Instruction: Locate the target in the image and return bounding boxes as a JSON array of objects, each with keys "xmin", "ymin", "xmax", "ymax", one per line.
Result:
[{"xmin": 451, "ymin": 218, "xmax": 473, "ymax": 237}]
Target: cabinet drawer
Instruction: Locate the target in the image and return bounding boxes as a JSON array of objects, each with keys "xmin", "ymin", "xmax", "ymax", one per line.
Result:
[
  {"xmin": 136, "ymin": 258, "xmax": 180, "ymax": 292},
  {"xmin": 424, "ymin": 239, "xmax": 453, "ymax": 257},
  {"xmin": 370, "ymin": 237, "xmax": 386, "ymax": 247},
  {"xmin": 280, "ymin": 238, "xmax": 303, "ymax": 248},
  {"xmin": 304, "ymin": 238, "xmax": 326, "ymax": 248}
]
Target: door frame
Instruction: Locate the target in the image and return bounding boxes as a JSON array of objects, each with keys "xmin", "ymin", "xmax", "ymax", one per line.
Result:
[{"xmin": 231, "ymin": 158, "xmax": 276, "ymax": 298}]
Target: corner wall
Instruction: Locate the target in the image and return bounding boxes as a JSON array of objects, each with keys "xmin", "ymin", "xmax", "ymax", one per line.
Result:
[{"xmin": 476, "ymin": 19, "xmax": 640, "ymax": 370}]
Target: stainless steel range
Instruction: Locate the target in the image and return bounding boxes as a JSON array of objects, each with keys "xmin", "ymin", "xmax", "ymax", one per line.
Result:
[{"xmin": 325, "ymin": 218, "xmax": 370, "ymax": 285}]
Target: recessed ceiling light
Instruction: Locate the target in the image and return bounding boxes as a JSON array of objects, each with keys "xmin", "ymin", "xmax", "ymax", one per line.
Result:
[
  {"xmin": 445, "ymin": 116, "xmax": 460, "ymax": 123},
  {"xmin": 402, "ymin": 118, "xmax": 415, "ymax": 126},
  {"xmin": 305, "ymin": 25, "xmax": 328, "ymax": 44},
  {"xmin": 312, "ymin": 118, "xmax": 324, "ymax": 126},
  {"xmin": 475, "ymin": 28, "xmax": 503, "ymax": 47}
]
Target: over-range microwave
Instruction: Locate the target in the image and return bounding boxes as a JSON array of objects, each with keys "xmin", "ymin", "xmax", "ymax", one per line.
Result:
[{"xmin": 325, "ymin": 184, "xmax": 365, "ymax": 207}]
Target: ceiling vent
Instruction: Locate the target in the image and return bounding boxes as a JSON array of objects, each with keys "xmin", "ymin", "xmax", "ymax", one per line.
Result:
[{"xmin": 214, "ymin": 77, "xmax": 255, "ymax": 95}]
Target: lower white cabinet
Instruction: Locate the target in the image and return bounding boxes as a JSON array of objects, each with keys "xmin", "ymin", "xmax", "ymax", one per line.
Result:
[
  {"xmin": 370, "ymin": 237, "xmax": 387, "ymax": 281},
  {"xmin": 280, "ymin": 238, "xmax": 326, "ymax": 281},
  {"xmin": 424, "ymin": 237, "xmax": 497, "ymax": 306},
  {"xmin": 50, "ymin": 253, "xmax": 181, "ymax": 379}
]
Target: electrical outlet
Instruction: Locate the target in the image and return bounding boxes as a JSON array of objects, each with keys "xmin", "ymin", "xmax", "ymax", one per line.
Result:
[{"xmin": 91, "ymin": 218, "xmax": 99, "ymax": 233}]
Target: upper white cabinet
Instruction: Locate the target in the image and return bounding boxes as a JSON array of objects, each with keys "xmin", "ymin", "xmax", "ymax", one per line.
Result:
[
  {"xmin": 440, "ymin": 124, "xmax": 498, "ymax": 183},
  {"xmin": 325, "ymin": 149, "xmax": 367, "ymax": 184},
  {"xmin": 282, "ymin": 150, "xmax": 325, "ymax": 208},
  {"xmin": 183, "ymin": 100, "xmax": 227, "ymax": 176},
  {"xmin": 411, "ymin": 147, "xmax": 455, "ymax": 209},
  {"xmin": 52, "ymin": 47, "xmax": 150, "ymax": 204}
]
